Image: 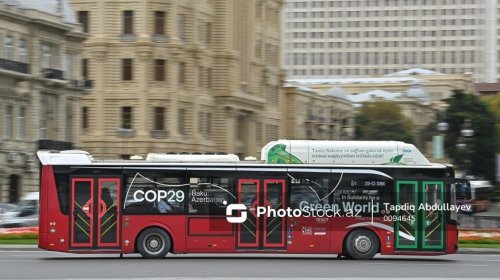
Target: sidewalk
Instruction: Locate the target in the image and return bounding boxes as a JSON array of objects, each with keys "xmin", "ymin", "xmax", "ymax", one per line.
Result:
[
  {"xmin": 0, "ymin": 244, "xmax": 499, "ymax": 254},
  {"xmin": 0, "ymin": 244, "xmax": 39, "ymax": 250},
  {"xmin": 458, "ymin": 247, "xmax": 500, "ymax": 254}
]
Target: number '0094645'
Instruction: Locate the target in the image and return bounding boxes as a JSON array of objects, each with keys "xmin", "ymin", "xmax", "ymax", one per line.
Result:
[{"xmin": 133, "ymin": 189, "xmax": 185, "ymax": 203}]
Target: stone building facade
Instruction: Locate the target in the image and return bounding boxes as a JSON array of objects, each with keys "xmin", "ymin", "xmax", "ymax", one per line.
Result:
[
  {"xmin": 69, "ymin": 0, "xmax": 285, "ymax": 159},
  {"xmin": 0, "ymin": 0, "xmax": 86, "ymax": 202},
  {"xmin": 282, "ymin": 85, "xmax": 354, "ymax": 140}
]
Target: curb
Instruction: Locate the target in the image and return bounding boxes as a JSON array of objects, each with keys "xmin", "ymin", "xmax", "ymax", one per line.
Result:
[{"xmin": 0, "ymin": 244, "xmax": 39, "ymax": 251}]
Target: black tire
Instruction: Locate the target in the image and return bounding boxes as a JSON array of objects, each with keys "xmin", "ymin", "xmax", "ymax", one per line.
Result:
[
  {"xmin": 137, "ymin": 228, "xmax": 171, "ymax": 259},
  {"xmin": 344, "ymin": 229, "xmax": 379, "ymax": 260}
]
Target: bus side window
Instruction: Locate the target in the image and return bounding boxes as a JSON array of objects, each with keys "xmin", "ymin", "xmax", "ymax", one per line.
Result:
[
  {"xmin": 54, "ymin": 173, "xmax": 70, "ymax": 215},
  {"xmin": 156, "ymin": 177, "xmax": 186, "ymax": 214},
  {"xmin": 123, "ymin": 175, "xmax": 186, "ymax": 214},
  {"xmin": 289, "ymin": 175, "xmax": 329, "ymax": 210},
  {"xmin": 333, "ymin": 174, "xmax": 388, "ymax": 217},
  {"xmin": 188, "ymin": 177, "xmax": 233, "ymax": 215}
]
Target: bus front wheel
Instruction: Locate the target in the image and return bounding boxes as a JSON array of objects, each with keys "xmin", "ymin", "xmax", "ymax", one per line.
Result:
[
  {"xmin": 345, "ymin": 229, "xmax": 379, "ymax": 260},
  {"xmin": 137, "ymin": 228, "xmax": 171, "ymax": 259}
]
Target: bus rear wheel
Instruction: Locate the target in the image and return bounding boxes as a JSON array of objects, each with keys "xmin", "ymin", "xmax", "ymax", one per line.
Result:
[
  {"xmin": 137, "ymin": 228, "xmax": 171, "ymax": 259},
  {"xmin": 345, "ymin": 229, "xmax": 379, "ymax": 260}
]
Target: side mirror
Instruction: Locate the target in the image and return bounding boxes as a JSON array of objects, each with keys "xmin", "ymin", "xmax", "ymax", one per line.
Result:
[{"xmin": 456, "ymin": 179, "xmax": 471, "ymax": 200}]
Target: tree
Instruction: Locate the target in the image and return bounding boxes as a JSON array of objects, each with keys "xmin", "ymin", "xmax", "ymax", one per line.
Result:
[
  {"xmin": 481, "ymin": 95, "xmax": 500, "ymax": 149},
  {"xmin": 355, "ymin": 102, "xmax": 415, "ymax": 143},
  {"xmin": 444, "ymin": 90, "xmax": 498, "ymax": 181}
]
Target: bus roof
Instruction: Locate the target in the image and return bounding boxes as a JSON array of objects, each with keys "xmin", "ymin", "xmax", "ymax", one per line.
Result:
[
  {"xmin": 37, "ymin": 151, "xmax": 242, "ymax": 165},
  {"xmin": 37, "ymin": 150, "xmax": 446, "ymax": 169},
  {"xmin": 261, "ymin": 140, "xmax": 432, "ymax": 166}
]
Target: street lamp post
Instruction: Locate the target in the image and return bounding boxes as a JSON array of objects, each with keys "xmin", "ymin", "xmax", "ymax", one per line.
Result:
[
  {"xmin": 433, "ymin": 122, "xmax": 448, "ymax": 160},
  {"xmin": 457, "ymin": 119, "xmax": 474, "ymax": 177}
]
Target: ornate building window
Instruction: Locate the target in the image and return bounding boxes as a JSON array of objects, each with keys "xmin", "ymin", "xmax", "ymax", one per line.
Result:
[
  {"xmin": 18, "ymin": 38, "xmax": 27, "ymax": 63},
  {"xmin": 18, "ymin": 107, "xmax": 25, "ymax": 140},
  {"xmin": 154, "ymin": 107, "xmax": 165, "ymax": 131},
  {"xmin": 121, "ymin": 107, "xmax": 132, "ymax": 129},
  {"xmin": 78, "ymin": 11, "xmax": 89, "ymax": 33},
  {"xmin": 154, "ymin": 59, "xmax": 166, "ymax": 81},
  {"xmin": 154, "ymin": 11, "xmax": 165, "ymax": 35},
  {"xmin": 4, "ymin": 105, "xmax": 13, "ymax": 139},
  {"xmin": 4, "ymin": 36, "xmax": 14, "ymax": 61},
  {"xmin": 122, "ymin": 59, "xmax": 133, "ymax": 80},
  {"xmin": 123, "ymin": 10, "xmax": 134, "ymax": 34}
]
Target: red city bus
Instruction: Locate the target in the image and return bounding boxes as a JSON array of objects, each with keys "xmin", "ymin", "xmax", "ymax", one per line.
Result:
[{"xmin": 36, "ymin": 141, "xmax": 469, "ymax": 260}]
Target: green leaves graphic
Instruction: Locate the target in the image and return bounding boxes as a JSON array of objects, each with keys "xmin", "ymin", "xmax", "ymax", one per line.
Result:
[{"xmin": 390, "ymin": 154, "xmax": 403, "ymax": 164}]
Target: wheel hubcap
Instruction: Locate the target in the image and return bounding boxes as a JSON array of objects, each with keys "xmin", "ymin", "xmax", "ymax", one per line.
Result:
[
  {"xmin": 149, "ymin": 239, "xmax": 159, "ymax": 249},
  {"xmin": 354, "ymin": 235, "xmax": 372, "ymax": 253},
  {"xmin": 144, "ymin": 234, "xmax": 164, "ymax": 255}
]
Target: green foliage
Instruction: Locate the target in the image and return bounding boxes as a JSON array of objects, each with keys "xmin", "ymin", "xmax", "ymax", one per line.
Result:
[
  {"xmin": 481, "ymin": 95, "xmax": 500, "ymax": 149},
  {"xmin": 459, "ymin": 243, "xmax": 500, "ymax": 249},
  {"xmin": 355, "ymin": 102, "xmax": 415, "ymax": 143},
  {"xmin": 444, "ymin": 90, "xmax": 498, "ymax": 181},
  {"xmin": 0, "ymin": 238, "xmax": 38, "ymax": 245},
  {"xmin": 459, "ymin": 239, "xmax": 500, "ymax": 245},
  {"xmin": 0, "ymin": 233, "xmax": 38, "ymax": 240}
]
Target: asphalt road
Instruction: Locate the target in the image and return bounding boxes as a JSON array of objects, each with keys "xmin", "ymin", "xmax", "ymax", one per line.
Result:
[{"xmin": 0, "ymin": 250, "xmax": 498, "ymax": 279}]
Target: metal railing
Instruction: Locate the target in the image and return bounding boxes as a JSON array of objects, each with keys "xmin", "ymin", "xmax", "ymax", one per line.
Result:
[
  {"xmin": 42, "ymin": 68, "xmax": 64, "ymax": 80},
  {"xmin": 0, "ymin": 58, "xmax": 29, "ymax": 74}
]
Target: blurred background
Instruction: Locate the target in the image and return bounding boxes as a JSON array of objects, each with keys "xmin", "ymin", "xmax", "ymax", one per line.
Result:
[{"xmin": 0, "ymin": 0, "xmax": 498, "ymax": 237}]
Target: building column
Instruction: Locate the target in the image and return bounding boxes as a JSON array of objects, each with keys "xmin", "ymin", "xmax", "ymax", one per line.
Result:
[
  {"xmin": 72, "ymin": 97, "xmax": 81, "ymax": 148},
  {"xmin": 247, "ymin": 112, "xmax": 257, "ymax": 157},
  {"xmin": 169, "ymin": 0, "xmax": 180, "ymax": 44},
  {"xmin": 168, "ymin": 57, "xmax": 180, "ymax": 140},
  {"xmin": 225, "ymin": 106, "xmax": 238, "ymax": 155},
  {"xmin": 57, "ymin": 94, "xmax": 67, "ymax": 141},
  {"xmin": 90, "ymin": 50, "xmax": 107, "ymax": 137},
  {"xmin": 136, "ymin": 50, "xmax": 152, "ymax": 137}
]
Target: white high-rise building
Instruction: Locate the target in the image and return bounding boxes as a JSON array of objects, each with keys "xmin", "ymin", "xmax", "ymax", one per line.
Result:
[{"xmin": 282, "ymin": 0, "xmax": 499, "ymax": 82}]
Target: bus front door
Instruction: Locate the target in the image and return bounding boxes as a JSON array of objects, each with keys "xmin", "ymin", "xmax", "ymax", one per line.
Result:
[
  {"xmin": 70, "ymin": 178, "xmax": 121, "ymax": 249},
  {"xmin": 394, "ymin": 181, "xmax": 445, "ymax": 252},
  {"xmin": 237, "ymin": 179, "xmax": 286, "ymax": 250}
]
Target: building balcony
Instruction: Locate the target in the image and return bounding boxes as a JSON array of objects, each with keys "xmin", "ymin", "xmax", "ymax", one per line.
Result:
[
  {"xmin": 151, "ymin": 130, "xmax": 168, "ymax": 139},
  {"xmin": 37, "ymin": 139, "xmax": 73, "ymax": 150},
  {"xmin": 305, "ymin": 115, "xmax": 319, "ymax": 123},
  {"xmin": 42, "ymin": 68, "xmax": 64, "ymax": 80},
  {"xmin": 151, "ymin": 34, "xmax": 168, "ymax": 42},
  {"xmin": 117, "ymin": 128, "xmax": 135, "ymax": 138},
  {"xmin": 72, "ymin": 79, "xmax": 94, "ymax": 89},
  {"xmin": 0, "ymin": 58, "xmax": 29, "ymax": 74},
  {"xmin": 120, "ymin": 34, "xmax": 137, "ymax": 42}
]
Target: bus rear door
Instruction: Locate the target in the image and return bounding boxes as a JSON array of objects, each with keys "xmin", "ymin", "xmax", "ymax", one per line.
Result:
[
  {"xmin": 394, "ymin": 180, "xmax": 445, "ymax": 252},
  {"xmin": 70, "ymin": 177, "xmax": 121, "ymax": 250}
]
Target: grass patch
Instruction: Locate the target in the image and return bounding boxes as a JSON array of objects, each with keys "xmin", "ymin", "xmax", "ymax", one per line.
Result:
[
  {"xmin": 459, "ymin": 238, "xmax": 500, "ymax": 244},
  {"xmin": 0, "ymin": 233, "xmax": 38, "ymax": 240},
  {"xmin": 0, "ymin": 238, "xmax": 37, "ymax": 245},
  {"xmin": 0, "ymin": 233, "xmax": 38, "ymax": 244}
]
